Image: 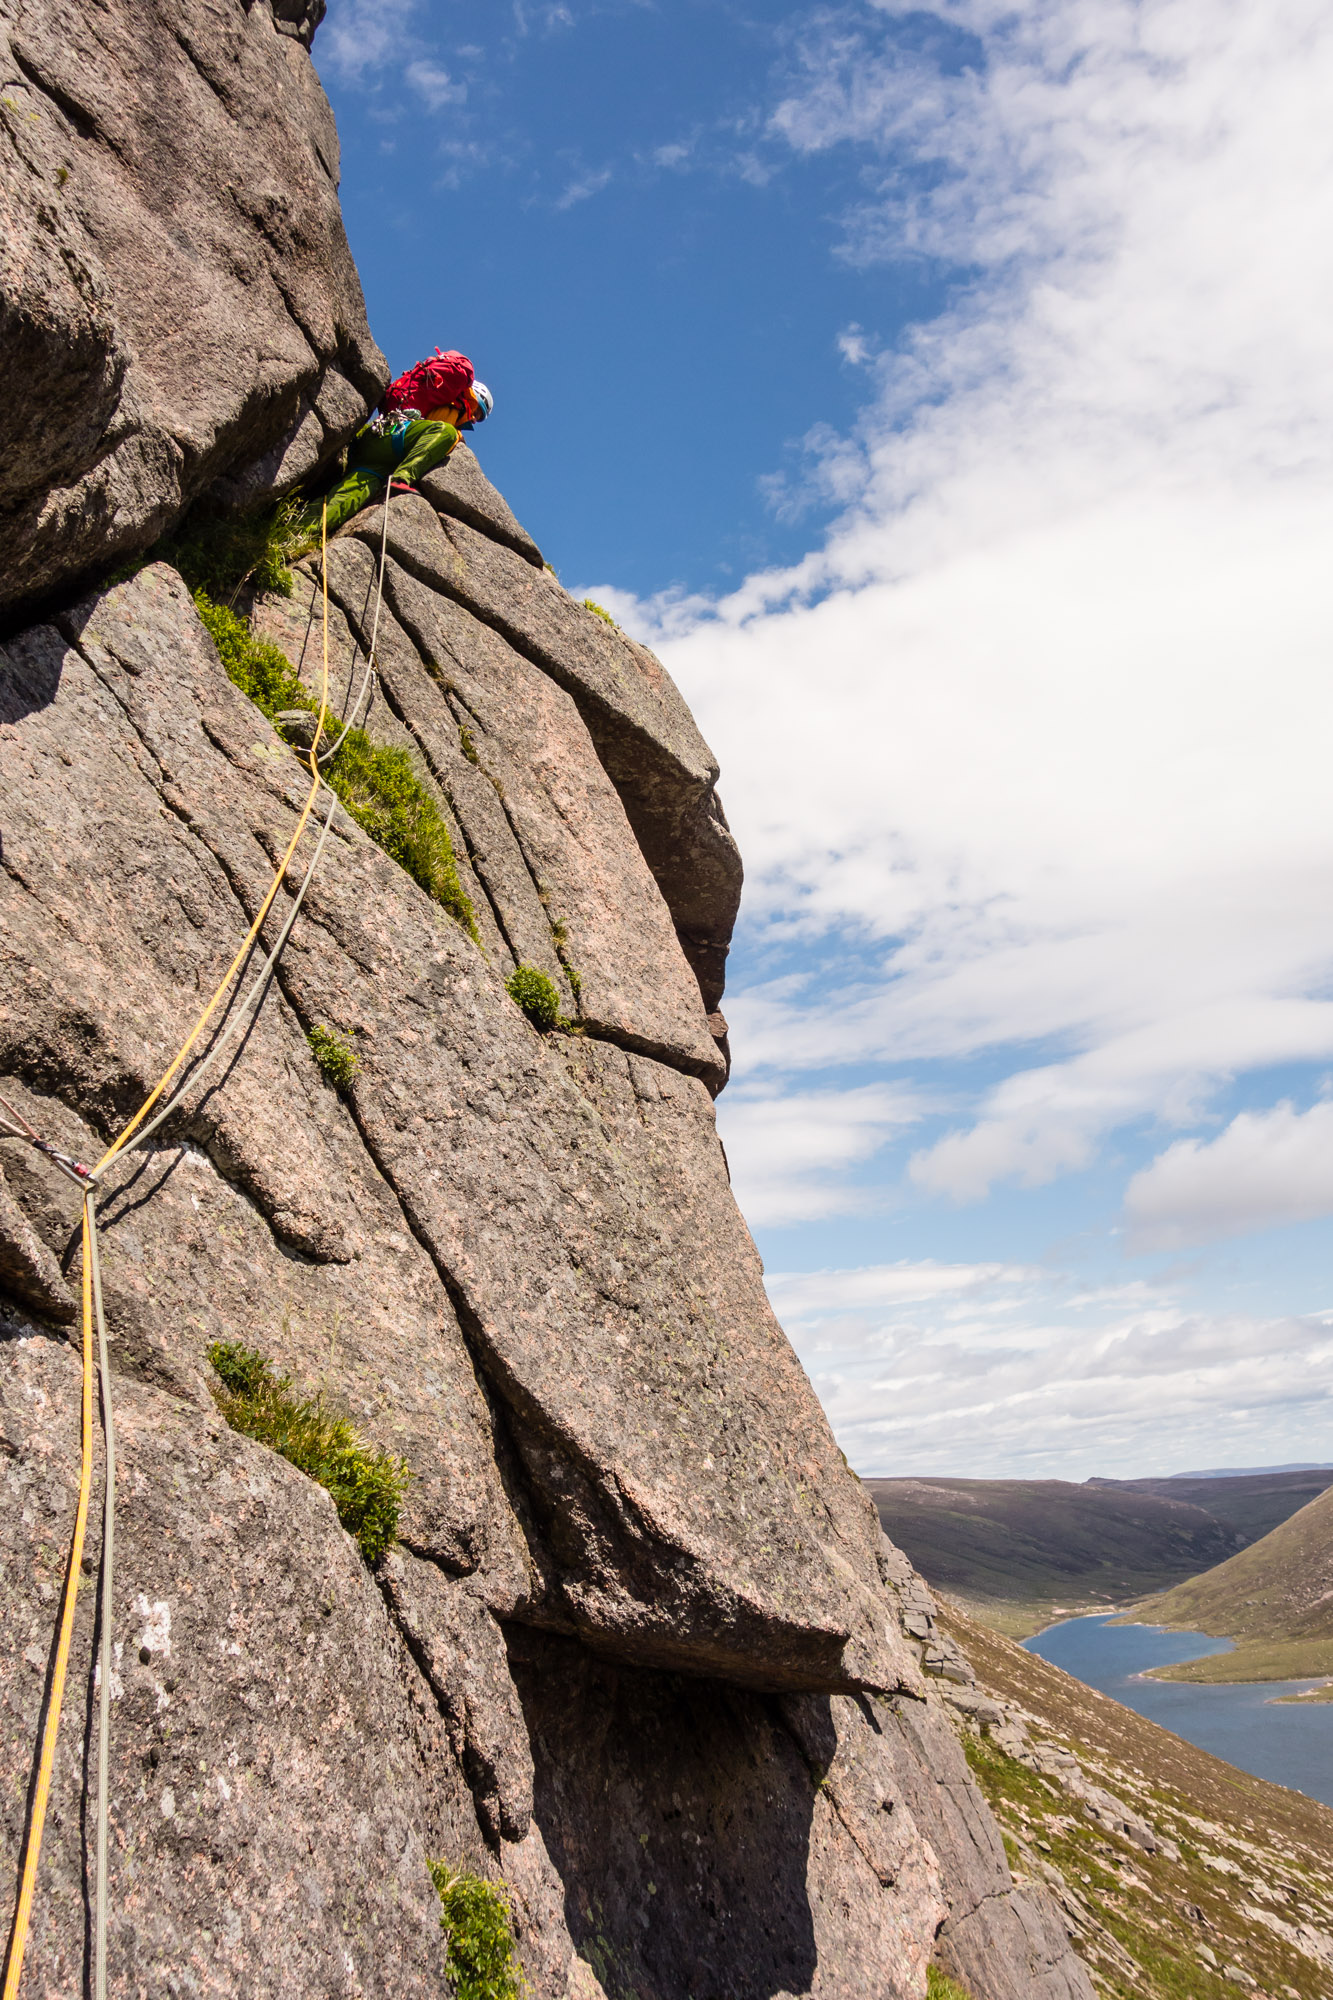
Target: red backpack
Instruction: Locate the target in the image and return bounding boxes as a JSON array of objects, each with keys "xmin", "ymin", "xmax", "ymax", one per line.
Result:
[{"xmin": 383, "ymin": 349, "xmax": 474, "ymax": 417}]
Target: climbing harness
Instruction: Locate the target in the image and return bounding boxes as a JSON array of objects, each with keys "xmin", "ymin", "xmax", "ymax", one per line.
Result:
[{"xmin": 2, "ymin": 489, "xmax": 394, "ymax": 1996}]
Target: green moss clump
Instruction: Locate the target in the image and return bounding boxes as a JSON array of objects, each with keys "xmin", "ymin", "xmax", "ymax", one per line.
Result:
[
  {"xmin": 307, "ymin": 1023, "xmax": 357, "ymax": 1089},
  {"xmin": 427, "ymin": 1865, "xmax": 521, "ymax": 2000},
  {"xmin": 459, "ymin": 724, "xmax": 480, "ymax": 765},
  {"xmin": 194, "ymin": 587, "xmax": 478, "ymax": 941},
  {"xmin": 927, "ymin": 1968, "xmax": 975, "ymax": 2000},
  {"xmin": 323, "ymin": 728, "xmax": 478, "ymax": 940},
  {"xmin": 168, "ymin": 498, "xmax": 310, "ymax": 601},
  {"xmin": 194, "ymin": 589, "xmax": 309, "ymax": 718},
  {"xmin": 207, "ymin": 1340, "xmax": 409, "ymax": 1562},
  {"xmin": 505, "ymin": 964, "xmax": 560, "ymax": 1031},
  {"xmin": 581, "ymin": 598, "xmax": 617, "ymax": 627}
]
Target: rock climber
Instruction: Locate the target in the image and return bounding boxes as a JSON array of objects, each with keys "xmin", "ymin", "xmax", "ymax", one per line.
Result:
[{"xmin": 300, "ymin": 348, "xmax": 492, "ymax": 539}]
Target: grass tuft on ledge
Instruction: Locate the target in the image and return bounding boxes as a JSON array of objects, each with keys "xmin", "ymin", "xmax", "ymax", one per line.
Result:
[
  {"xmin": 427, "ymin": 1864, "xmax": 522, "ymax": 2000},
  {"xmin": 927, "ymin": 1968, "xmax": 975, "ymax": 2000},
  {"xmin": 193, "ymin": 588, "xmax": 478, "ymax": 941},
  {"xmin": 324, "ymin": 728, "xmax": 478, "ymax": 939},
  {"xmin": 207, "ymin": 1340, "xmax": 409, "ymax": 1563},
  {"xmin": 505, "ymin": 964, "xmax": 561, "ymax": 1031}
]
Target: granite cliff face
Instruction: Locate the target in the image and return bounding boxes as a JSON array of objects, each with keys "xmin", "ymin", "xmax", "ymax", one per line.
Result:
[
  {"xmin": 0, "ymin": 0, "xmax": 382, "ymax": 621},
  {"xmin": 0, "ymin": 4, "xmax": 1095, "ymax": 1993}
]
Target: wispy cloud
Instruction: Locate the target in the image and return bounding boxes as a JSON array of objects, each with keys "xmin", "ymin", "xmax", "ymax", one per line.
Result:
[
  {"xmin": 406, "ymin": 61, "xmax": 467, "ymax": 112},
  {"xmin": 621, "ymin": 0, "xmax": 1333, "ymax": 1229},
  {"xmin": 719, "ymin": 1081, "xmax": 936, "ymax": 1225},
  {"xmin": 768, "ymin": 1258, "xmax": 1333, "ymax": 1477},
  {"xmin": 555, "ymin": 166, "xmax": 613, "ymax": 210},
  {"xmin": 319, "ymin": 0, "xmax": 420, "ymax": 80}
]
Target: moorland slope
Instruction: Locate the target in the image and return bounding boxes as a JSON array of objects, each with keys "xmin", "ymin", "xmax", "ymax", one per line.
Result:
[
  {"xmin": 865, "ymin": 1477, "xmax": 1245, "ymax": 1634},
  {"xmin": 938, "ymin": 1598, "xmax": 1333, "ymax": 1998},
  {"xmin": 1127, "ymin": 1482, "xmax": 1333, "ymax": 1685},
  {"xmin": 1093, "ymin": 1469, "xmax": 1333, "ymax": 1546}
]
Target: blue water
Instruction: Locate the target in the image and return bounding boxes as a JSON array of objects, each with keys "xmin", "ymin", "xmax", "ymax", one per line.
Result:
[{"xmin": 1024, "ymin": 1614, "xmax": 1333, "ymax": 1807}]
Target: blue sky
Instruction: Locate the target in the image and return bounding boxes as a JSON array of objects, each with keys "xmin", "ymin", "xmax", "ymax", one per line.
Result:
[{"xmin": 317, "ymin": 0, "xmax": 1333, "ymax": 1480}]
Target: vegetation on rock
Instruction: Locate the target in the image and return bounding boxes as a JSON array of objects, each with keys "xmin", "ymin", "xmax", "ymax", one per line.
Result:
[
  {"xmin": 505, "ymin": 964, "xmax": 561, "ymax": 1030},
  {"xmin": 192, "ymin": 588, "xmax": 479, "ymax": 940},
  {"xmin": 427, "ymin": 1863, "xmax": 522, "ymax": 2000},
  {"xmin": 194, "ymin": 589, "xmax": 309, "ymax": 715},
  {"xmin": 581, "ymin": 597, "xmax": 617, "ymax": 627},
  {"xmin": 307, "ymin": 1022, "xmax": 357, "ymax": 1089},
  {"xmin": 167, "ymin": 498, "xmax": 311, "ymax": 601},
  {"xmin": 926, "ymin": 1969, "xmax": 974, "ymax": 2000},
  {"xmin": 208, "ymin": 1340, "xmax": 409, "ymax": 1562},
  {"xmin": 944, "ymin": 1599, "xmax": 1333, "ymax": 1998},
  {"xmin": 323, "ymin": 727, "xmax": 478, "ymax": 939}
]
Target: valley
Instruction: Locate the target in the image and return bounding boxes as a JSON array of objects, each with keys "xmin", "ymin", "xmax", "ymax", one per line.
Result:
[
  {"xmin": 1124, "ymin": 1482, "xmax": 1333, "ymax": 1687},
  {"xmin": 865, "ymin": 1470, "xmax": 1333, "ymax": 1640},
  {"xmin": 942, "ymin": 1600, "xmax": 1333, "ymax": 1999}
]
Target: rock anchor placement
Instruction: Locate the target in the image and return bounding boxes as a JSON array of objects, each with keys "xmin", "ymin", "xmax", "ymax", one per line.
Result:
[{"xmin": 0, "ymin": 2, "xmax": 1095, "ymax": 1994}]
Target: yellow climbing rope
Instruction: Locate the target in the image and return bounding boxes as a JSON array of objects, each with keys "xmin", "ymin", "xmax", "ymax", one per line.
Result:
[
  {"xmin": 2, "ymin": 500, "xmax": 365, "ymax": 1996},
  {"xmin": 91, "ymin": 527, "xmax": 337, "ymax": 1185},
  {"xmin": 0, "ymin": 1208, "xmax": 95, "ymax": 2000}
]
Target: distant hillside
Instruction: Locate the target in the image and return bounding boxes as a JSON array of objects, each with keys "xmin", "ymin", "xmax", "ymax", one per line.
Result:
[
  {"xmin": 1089, "ymin": 1467, "xmax": 1333, "ymax": 1545},
  {"xmin": 865, "ymin": 1476, "xmax": 1244, "ymax": 1634},
  {"xmin": 1126, "ymin": 1480, "xmax": 1333, "ymax": 1684},
  {"xmin": 938, "ymin": 1597, "xmax": 1333, "ymax": 1998},
  {"xmin": 1166, "ymin": 1463, "xmax": 1333, "ymax": 1478}
]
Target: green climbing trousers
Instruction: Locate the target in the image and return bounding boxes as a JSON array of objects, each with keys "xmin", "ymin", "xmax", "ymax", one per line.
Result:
[{"xmin": 305, "ymin": 417, "xmax": 460, "ymax": 537}]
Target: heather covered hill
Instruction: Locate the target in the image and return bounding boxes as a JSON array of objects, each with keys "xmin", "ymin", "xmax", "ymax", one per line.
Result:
[
  {"xmin": 1091, "ymin": 1469, "xmax": 1333, "ymax": 1548},
  {"xmin": 937, "ymin": 1598, "xmax": 1333, "ymax": 1999},
  {"xmin": 865, "ymin": 1476, "xmax": 1246, "ymax": 1634},
  {"xmin": 1127, "ymin": 1482, "xmax": 1333, "ymax": 1686}
]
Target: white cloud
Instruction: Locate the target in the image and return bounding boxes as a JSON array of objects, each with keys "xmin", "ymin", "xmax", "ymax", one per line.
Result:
[
  {"xmin": 718, "ymin": 1082, "xmax": 932, "ymax": 1225},
  {"xmin": 837, "ymin": 323, "xmax": 876, "ymax": 366},
  {"xmin": 767, "ymin": 1258, "xmax": 1333, "ymax": 1476},
  {"xmin": 405, "ymin": 61, "xmax": 466, "ymax": 112},
  {"xmin": 627, "ymin": 0, "xmax": 1333, "ymax": 1212},
  {"xmin": 1124, "ymin": 1100, "xmax": 1333, "ymax": 1251},
  {"xmin": 555, "ymin": 167, "xmax": 613, "ymax": 210},
  {"xmin": 766, "ymin": 1259, "xmax": 1036, "ymax": 1316},
  {"xmin": 319, "ymin": 0, "xmax": 419, "ymax": 80}
]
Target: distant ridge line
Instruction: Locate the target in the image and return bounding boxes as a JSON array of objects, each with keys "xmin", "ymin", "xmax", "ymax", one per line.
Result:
[{"xmin": 1157, "ymin": 1463, "xmax": 1333, "ymax": 1479}]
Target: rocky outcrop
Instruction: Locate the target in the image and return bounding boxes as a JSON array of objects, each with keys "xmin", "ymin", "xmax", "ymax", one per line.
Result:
[
  {"xmin": 0, "ymin": 0, "xmax": 384, "ymax": 620},
  {"xmin": 0, "ymin": 552, "xmax": 1090, "ymax": 1994},
  {"xmin": 342, "ymin": 483, "xmax": 743, "ymax": 1023},
  {"xmin": 0, "ymin": 3, "xmax": 1096, "ymax": 1992}
]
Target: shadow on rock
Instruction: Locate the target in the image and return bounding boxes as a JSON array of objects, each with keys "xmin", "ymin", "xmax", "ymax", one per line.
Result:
[{"xmin": 507, "ymin": 1626, "xmax": 820, "ymax": 2000}]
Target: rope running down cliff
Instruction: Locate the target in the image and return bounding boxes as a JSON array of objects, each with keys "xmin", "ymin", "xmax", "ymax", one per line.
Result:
[{"xmin": 1, "ymin": 493, "xmax": 391, "ymax": 2000}]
